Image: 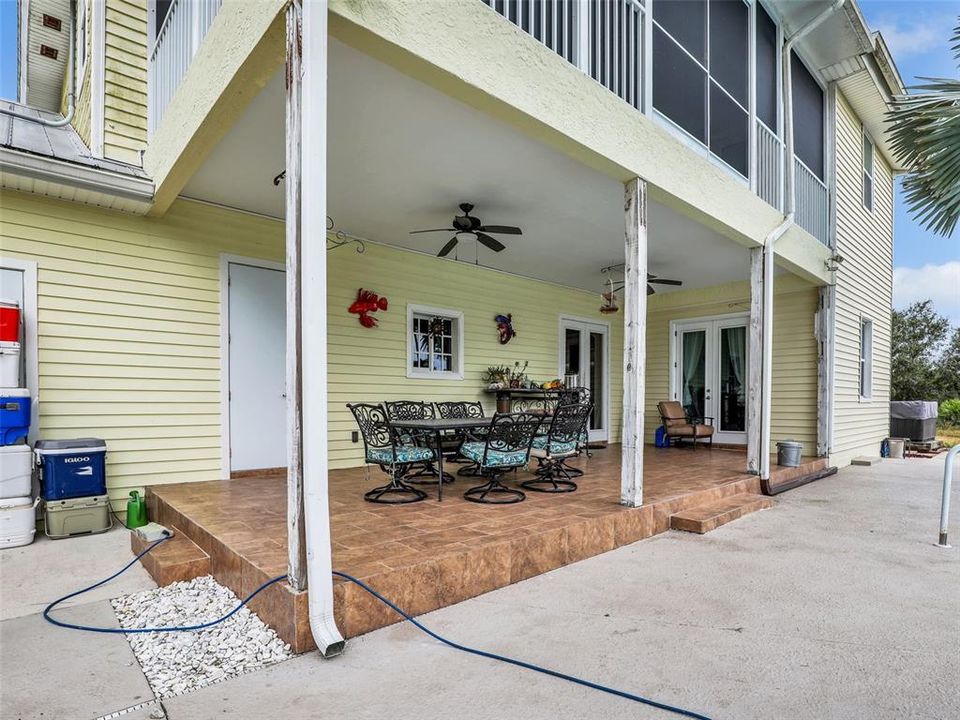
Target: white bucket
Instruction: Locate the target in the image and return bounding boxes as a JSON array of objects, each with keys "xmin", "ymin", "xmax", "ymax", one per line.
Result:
[
  {"xmin": 0, "ymin": 445, "xmax": 33, "ymax": 499},
  {"xmin": 0, "ymin": 496, "xmax": 39, "ymax": 549},
  {"xmin": 0, "ymin": 342, "xmax": 21, "ymax": 387},
  {"xmin": 888, "ymin": 438, "xmax": 905, "ymax": 459}
]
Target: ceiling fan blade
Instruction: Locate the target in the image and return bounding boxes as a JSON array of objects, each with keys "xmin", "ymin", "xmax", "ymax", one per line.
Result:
[
  {"xmin": 438, "ymin": 237, "xmax": 459, "ymax": 257},
  {"xmin": 647, "ymin": 285, "xmax": 655, "ymax": 296},
  {"xmin": 648, "ymin": 278, "xmax": 683, "ymax": 286},
  {"xmin": 476, "ymin": 232, "xmax": 506, "ymax": 252},
  {"xmin": 479, "ymin": 225, "xmax": 522, "ymax": 235},
  {"xmin": 410, "ymin": 228, "xmax": 453, "ymax": 234}
]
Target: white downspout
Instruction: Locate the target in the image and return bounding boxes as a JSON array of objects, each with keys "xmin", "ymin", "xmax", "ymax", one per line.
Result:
[
  {"xmin": 1, "ymin": 0, "xmax": 77, "ymax": 127},
  {"xmin": 760, "ymin": 0, "xmax": 845, "ymax": 481}
]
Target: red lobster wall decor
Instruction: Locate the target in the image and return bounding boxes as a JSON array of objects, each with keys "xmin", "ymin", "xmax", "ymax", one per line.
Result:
[{"xmin": 348, "ymin": 288, "xmax": 388, "ymax": 328}]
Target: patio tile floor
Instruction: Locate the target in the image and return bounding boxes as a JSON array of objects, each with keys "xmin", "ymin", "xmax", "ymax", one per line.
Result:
[{"xmin": 145, "ymin": 446, "xmax": 820, "ymax": 652}]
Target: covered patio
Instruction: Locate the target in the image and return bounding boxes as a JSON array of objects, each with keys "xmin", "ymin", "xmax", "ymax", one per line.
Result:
[{"xmin": 138, "ymin": 447, "xmax": 825, "ymax": 652}]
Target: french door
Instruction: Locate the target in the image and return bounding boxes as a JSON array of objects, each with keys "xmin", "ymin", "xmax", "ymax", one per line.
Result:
[
  {"xmin": 671, "ymin": 314, "xmax": 749, "ymax": 445},
  {"xmin": 558, "ymin": 317, "xmax": 609, "ymax": 443}
]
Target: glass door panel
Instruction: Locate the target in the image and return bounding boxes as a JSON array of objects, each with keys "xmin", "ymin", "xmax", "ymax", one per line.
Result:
[
  {"xmin": 719, "ymin": 326, "xmax": 746, "ymax": 432},
  {"xmin": 680, "ymin": 329, "xmax": 707, "ymax": 420},
  {"xmin": 589, "ymin": 331, "xmax": 604, "ymax": 431},
  {"xmin": 564, "ymin": 328, "xmax": 581, "ymax": 381}
]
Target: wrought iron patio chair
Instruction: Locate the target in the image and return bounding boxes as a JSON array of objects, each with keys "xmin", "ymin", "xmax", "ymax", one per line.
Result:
[
  {"xmin": 383, "ymin": 400, "xmax": 453, "ymax": 483},
  {"xmin": 523, "ymin": 402, "xmax": 593, "ymax": 493},
  {"xmin": 347, "ymin": 403, "xmax": 430, "ymax": 504},
  {"xmin": 435, "ymin": 401, "xmax": 487, "ymax": 476},
  {"xmin": 460, "ymin": 412, "xmax": 542, "ymax": 505},
  {"xmin": 555, "ymin": 386, "xmax": 593, "ymax": 469}
]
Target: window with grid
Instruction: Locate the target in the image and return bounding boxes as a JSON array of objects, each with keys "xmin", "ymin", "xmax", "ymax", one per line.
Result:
[
  {"xmin": 652, "ymin": 0, "xmax": 750, "ymax": 177},
  {"xmin": 862, "ymin": 131, "xmax": 875, "ymax": 212},
  {"xmin": 407, "ymin": 305, "xmax": 464, "ymax": 380}
]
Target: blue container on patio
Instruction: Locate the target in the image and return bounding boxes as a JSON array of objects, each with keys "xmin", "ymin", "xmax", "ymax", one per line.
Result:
[
  {"xmin": 0, "ymin": 389, "xmax": 31, "ymax": 445},
  {"xmin": 35, "ymin": 438, "xmax": 108, "ymax": 501}
]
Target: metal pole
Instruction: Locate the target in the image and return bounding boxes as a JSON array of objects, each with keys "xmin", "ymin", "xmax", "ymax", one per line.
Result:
[{"xmin": 938, "ymin": 445, "xmax": 959, "ymax": 548}]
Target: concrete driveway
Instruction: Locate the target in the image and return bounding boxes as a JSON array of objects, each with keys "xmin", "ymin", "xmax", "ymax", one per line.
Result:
[{"xmin": 2, "ymin": 456, "xmax": 958, "ymax": 720}]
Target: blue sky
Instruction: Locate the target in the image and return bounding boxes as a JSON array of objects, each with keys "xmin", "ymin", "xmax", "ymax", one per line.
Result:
[{"xmin": 0, "ymin": 0, "xmax": 957, "ymax": 319}]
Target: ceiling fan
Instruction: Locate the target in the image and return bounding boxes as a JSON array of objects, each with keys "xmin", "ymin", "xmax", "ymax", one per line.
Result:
[
  {"xmin": 646, "ymin": 273, "xmax": 683, "ymax": 295},
  {"xmin": 599, "ymin": 264, "xmax": 683, "ymax": 312},
  {"xmin": 410, "ymin": 203, "xmax": 522, "ymax": 258}
]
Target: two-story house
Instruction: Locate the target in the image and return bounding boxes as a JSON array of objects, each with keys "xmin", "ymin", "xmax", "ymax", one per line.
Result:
[{"xmin": 1, "ymin": 0, "xmax": 905, "ymax": 653}]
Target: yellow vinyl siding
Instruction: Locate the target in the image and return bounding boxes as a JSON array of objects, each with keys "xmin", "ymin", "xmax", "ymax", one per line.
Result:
[
  {"xmin": 831, "ymin": 91, "xmax": 894, "ymax": 466},
  {"xmin": 63, "ymin": 0, "xmax": 93, "ymax": 147},
  {"xmin": 104, "ymin": 0, "xmax": 147, "ymax": 164},
  {"xmin": 325, "ymin": 242, "xmax": 623, "ymax": 468},
  {"xmin": 0, "ymin": 191, "xmax": 282, "ymax": 506},
  {"xmin": 644, "ymin": 276, "xmax": 819, "ymax": 452}
]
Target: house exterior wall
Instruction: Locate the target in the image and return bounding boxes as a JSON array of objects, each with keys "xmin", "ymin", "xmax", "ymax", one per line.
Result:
[
  {"xmin": 0, "ymin": 191, "xmax": 283, "ymax": 506},
  {"xmin": 61, "ymin": 0, "xmax": 93, "ymax": 147},
  {"xmin": 830, "ymin": 90, "xmax": 894, "ymax": 466},
  {"xmin": 644, "ymin": 276, "xmax": 820, "ymax": 453},
  {"xmin": 103, "ymin": 0, "xmax": 148, "ymax": 164}
]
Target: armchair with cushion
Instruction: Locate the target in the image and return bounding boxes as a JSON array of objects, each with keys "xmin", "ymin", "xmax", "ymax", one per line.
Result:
[{"xmin": 657, "ymin": 400, "xmax": 714, "ymax": 449}]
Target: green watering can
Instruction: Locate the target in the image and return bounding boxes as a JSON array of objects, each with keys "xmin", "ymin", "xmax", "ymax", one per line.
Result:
[{"xmin": 126, "ymin": 491, "xmax": 148, "ymax": 529}]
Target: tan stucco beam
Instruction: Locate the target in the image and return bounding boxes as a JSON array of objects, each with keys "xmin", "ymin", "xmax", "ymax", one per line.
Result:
[
  {"xmin": 143, "ymin": 0, "xmax": 287, "ymax": 217},
  {"xmin": 329, "ymin": 0, "xmax": 832, "ymax": 285}
]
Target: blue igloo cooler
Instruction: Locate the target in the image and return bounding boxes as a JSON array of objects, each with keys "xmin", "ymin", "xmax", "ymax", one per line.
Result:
[
  {"xmin": 35, "ymin": 439, "xmax": 107, "ymax": 501},
  {"xmin": 0, "ymin": 389, "xmax": 31, "ymax": 445}
]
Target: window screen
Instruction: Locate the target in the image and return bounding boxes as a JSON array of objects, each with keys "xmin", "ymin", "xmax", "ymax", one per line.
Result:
[
  {"xmin": 709, "ymin": 0, "xmax": 748, "ymax": 106},
  {"xmin": 653, "ymin": 26, "xmax": 708, "ymax": 142},
  {"xmin": 755, "ymin": 3, "xmax": 778, "ymax": 130},
  {"xmin": 791, "ymin": 52, "xmax": 825, "ymax": 180},
  {"xmin": 653, "ymin": 0, "xmax": 707, "ymax": 64}
]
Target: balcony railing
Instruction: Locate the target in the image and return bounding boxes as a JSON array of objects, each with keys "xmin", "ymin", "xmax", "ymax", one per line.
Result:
[
  {"xmin": 148, "ymin": 0, "xmax": 222, "ymax": 134},
  {"xmin": 483, "ymin": 0, "xmax": 647, "ymax": 112},
  {"xmin": 794, "ymin": 157, "xmax": 829, "ymax": 245},
  {"xmin": 755, "ymin": 120, "xmax": 782, "ymax": 211}
]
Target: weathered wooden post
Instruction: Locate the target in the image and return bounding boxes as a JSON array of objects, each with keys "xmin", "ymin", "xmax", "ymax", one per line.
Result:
[
  {"xmin": 621, "ymin": 178, "xmax": 647, "ymax": 508},
  {"xmin": 285, "ymin": 0, "xmax": 307, "ymax": 593}
]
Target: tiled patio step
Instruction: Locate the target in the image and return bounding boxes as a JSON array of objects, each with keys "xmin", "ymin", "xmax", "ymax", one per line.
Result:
[
  {"xmin": 670, "ymin": 493, "xmax": 774, "ymax": 534},
  {"xmin": 131, "ymin": 526, "xmax": 210, "ymax": 586},
  {"xmin": 768, "ymin": 457, "xmax": 828, "ymax": 485}
]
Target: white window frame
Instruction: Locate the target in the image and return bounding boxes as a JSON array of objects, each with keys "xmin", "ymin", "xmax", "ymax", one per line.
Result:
[
  {"xmin": 75, "ymin": 0, "xmax": 88, "ymax": 93},
  {"xmin": 406, "ymin": 304, "xmax": 464, "ymax": 381},
  {"xmin": 859, "ymin": 316, "xmax": 873, "ymax": 401},
  {"xmin": 862, "ymin": 127, "xmax": 875, "ymax": 213}
]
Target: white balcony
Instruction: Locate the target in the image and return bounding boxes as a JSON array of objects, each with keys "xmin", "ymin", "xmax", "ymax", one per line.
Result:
[{"xmin": 148, "ymin": 0, "xmax": 221, "ymax": 135}]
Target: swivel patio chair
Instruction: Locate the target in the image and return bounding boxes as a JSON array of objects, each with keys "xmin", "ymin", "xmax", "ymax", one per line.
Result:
[
  {"xmin": 383, "ymin": 400, "xmax": 453, "ymax": 483},
  {"xmin": 460, "ymin": 412, "xmax": 542, "ymax": 505},
  {"xmin": 657, "ymin": 400, "xmax": 714, "ymax": 449},
  {"xmin": 347, "ymin": 403, "xmax": 431, "ymax": 504},
  {"xmin": 555, "ymin": 386, "xmax": 593, "ymax": 473},
  {"xmin": 523, "ymin": 402, "xmax": 593, "ymax": 493},
  {"xmin": 435, "ymin": 401, "xmax": 487, "ymax": 476}
]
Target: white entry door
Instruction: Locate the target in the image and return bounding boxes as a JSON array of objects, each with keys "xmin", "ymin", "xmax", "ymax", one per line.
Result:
[
  {"xmin": 559, "ymin": 317, "xmax": 610, "ymax": 443},
  {"xmin": 671, "ymin": 314, "xmax": 749, "ymax": 445},
  {"xmin": 227, "ymin": 261, "xmax": 286, "ymax": 472}
]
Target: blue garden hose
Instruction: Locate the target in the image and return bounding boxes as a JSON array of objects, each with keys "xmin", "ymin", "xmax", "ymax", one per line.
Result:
[{"xmin": 44, "ymin": 535, "xmax": 715, "ymax": 720}]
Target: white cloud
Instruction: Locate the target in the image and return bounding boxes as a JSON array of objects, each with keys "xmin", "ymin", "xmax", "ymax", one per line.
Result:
[
  {"xmin": 894, "ymin": 262, "xmax": 960, "ymax": 325},
  {"xmin": 874, "ymin": 14, "xmax": 953, "ymax": 61}
]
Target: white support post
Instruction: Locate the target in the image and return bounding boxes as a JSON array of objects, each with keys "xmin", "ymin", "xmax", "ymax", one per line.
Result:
[
  {"xmin": 747, "ymin": 246, "xmax": 764, "ymax": 474},
  {"xmin": 621, "ymin": 177, "xmax": 647, "ymax": 508},
  {"xmin": 298, "ymin": 0, "xmax": 344, "ymax": 658},
  {"xmin": 284, "ymin": 0, "xmax": 307, "ymax": 593}
]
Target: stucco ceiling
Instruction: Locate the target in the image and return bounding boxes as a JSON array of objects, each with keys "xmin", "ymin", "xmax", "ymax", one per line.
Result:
[{"xmin": 183, "ymin": 39, "xmax": 750, "ymax": 294}]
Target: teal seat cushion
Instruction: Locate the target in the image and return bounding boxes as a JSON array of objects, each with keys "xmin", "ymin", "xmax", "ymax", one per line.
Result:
[
  {"xmin": 367, "ymin": 445, "xmax": 434, "ymax": 465},
  {"xmin": 532, "ymin": 435, "xmax": 577, "ymax": 456},
  {"xmin": 461, "ymin": 441, "xmax": 528, "ymax": 468}
]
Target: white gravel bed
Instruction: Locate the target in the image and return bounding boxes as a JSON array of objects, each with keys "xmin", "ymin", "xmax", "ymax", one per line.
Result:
[{"xmin": 111, "ymin": 575, "xmax": 292, "ymax": 698}]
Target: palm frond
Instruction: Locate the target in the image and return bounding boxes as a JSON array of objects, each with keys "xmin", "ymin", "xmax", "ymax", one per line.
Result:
[{"xmin": 886, "ymin": 21, "xmax": 960, "ymax": 238}]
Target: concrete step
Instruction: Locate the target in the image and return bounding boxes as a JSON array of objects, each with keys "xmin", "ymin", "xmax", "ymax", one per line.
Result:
[
  {"xmin": 670, "ymin": 493, "xmax": 774, "ymax": 534},
  {"xmin": 131, "ymin": 526, "xmax": 210, "ymax": 586}
]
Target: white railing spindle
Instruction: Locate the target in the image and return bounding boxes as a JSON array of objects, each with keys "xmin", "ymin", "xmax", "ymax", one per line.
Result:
[
  {"xmin": 148, "ymin": 0, "xmax": 222, "ymax": 134},
  {"xmin": 794, "ymin": 156, "xmax": 829, "ymax": 245}
]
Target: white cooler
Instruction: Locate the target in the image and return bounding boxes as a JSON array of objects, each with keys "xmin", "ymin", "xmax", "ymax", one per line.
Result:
[
  {"xmin": 0, "ymin": 496, "xmax": 39, "ymax": 549},
  {"xmin": 0, "ymin": 342, "xmax": 21, "ymax": 387},
  {"xmin": 0, "ymin": 445, "xmax": 33, "ymax": 498}
]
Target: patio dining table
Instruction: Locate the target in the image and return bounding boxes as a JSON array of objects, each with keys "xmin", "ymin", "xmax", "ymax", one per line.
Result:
[{"xmin": 389, "ymin": 415, "xmax": 550, "ymax": 501}]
